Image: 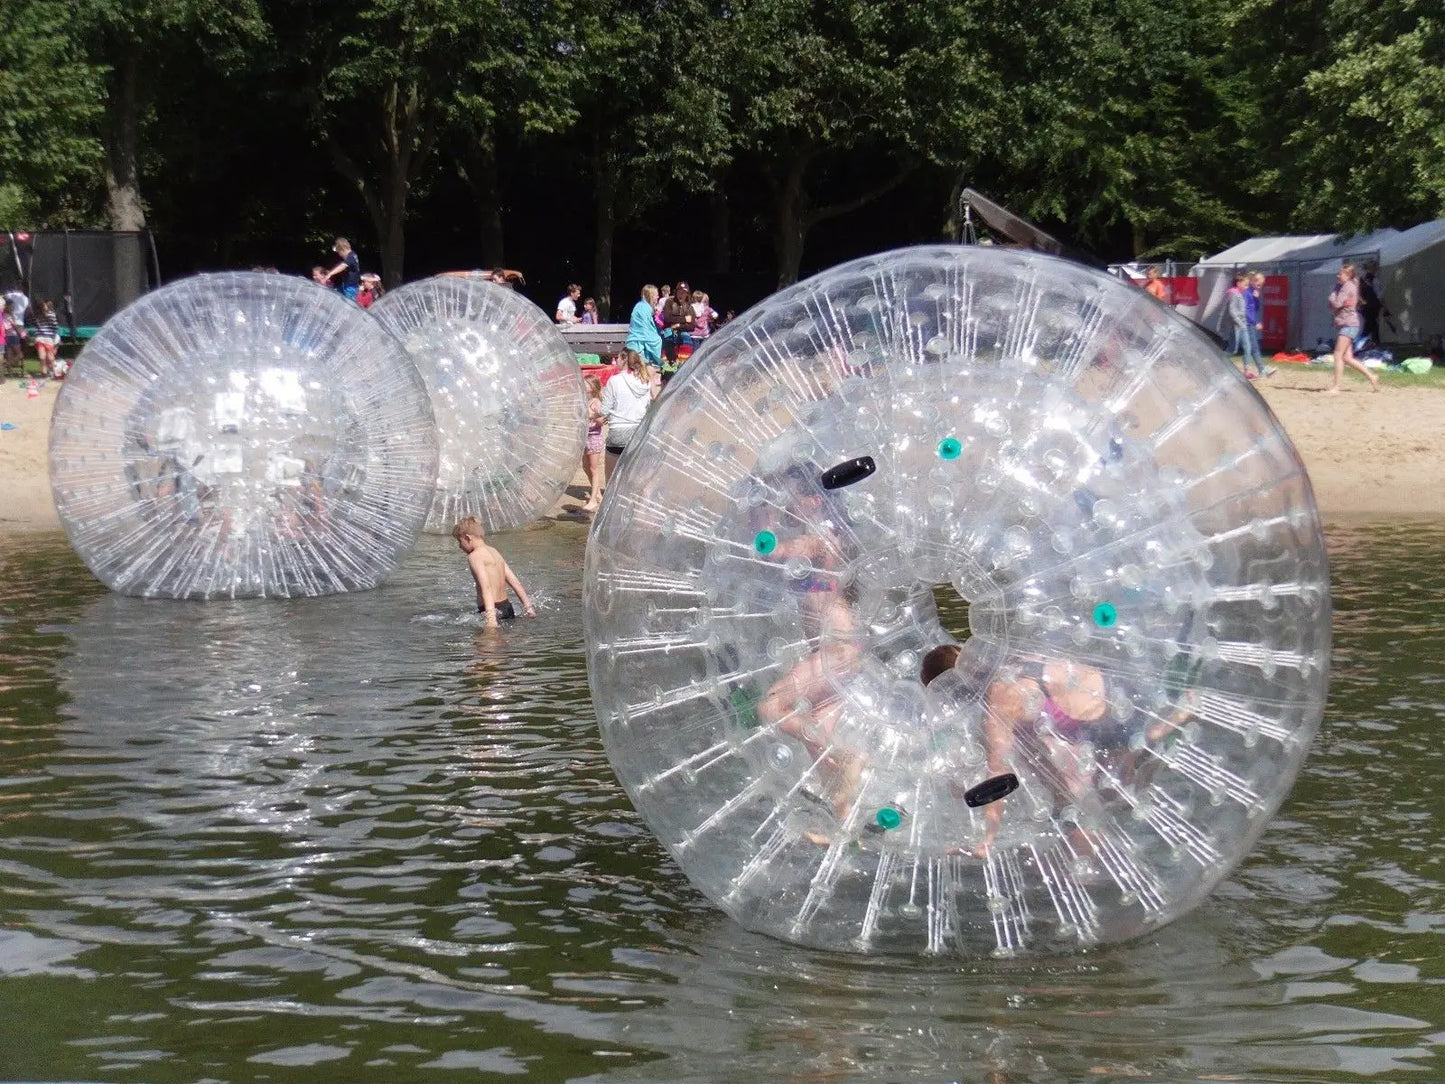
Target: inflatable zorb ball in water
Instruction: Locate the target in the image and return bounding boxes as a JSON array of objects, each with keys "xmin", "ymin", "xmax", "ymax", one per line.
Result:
[
  {"xmin": 584, "ymin": 246, "xmax": 1330, "ymax": 956},
  {"xmin": 49, "ymin": 273, "xmax": 438, "ymax": 600},
  {"xmin": 370, "ymin": 277, "xmax": 587, "ymax": 532}
]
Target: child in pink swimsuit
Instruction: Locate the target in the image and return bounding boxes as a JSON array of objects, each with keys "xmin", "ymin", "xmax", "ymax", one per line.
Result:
[{"xmin": 582, "ymin": 374, "xmax": 605, "ymax": 512}]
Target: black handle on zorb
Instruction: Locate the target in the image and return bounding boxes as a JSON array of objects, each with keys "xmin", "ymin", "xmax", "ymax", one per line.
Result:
[
  {"xmin": 963, "ymin": 773, "xmax": 1019, "ymax": 808},
  {"xmin": 820, "ymin": 456, "xmax": 876, "ymax": 490}
]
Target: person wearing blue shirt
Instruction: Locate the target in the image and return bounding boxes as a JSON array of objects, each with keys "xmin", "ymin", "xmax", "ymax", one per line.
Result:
[
  {"xmin": 323, "ymin": 238, "xmax": 361, "ymax": 301},
  {"xmin": 625, "ymin": 284, "xmax": 663, "ymax": 367},
  {"xmin": 1243, "ymin": 271, "xmax": 1274, "ymax": 378}
]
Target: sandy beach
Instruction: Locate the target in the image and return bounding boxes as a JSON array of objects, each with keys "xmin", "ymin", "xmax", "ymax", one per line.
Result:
[{"xmin": 3, "ymin": 366, "xmax": 1440, "ymax": 536}]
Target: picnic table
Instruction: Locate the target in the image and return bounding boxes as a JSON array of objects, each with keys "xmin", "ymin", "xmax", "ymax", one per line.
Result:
[{"xmin": 559, "ymin": 323, "xmax": 629, "ymax": 357}]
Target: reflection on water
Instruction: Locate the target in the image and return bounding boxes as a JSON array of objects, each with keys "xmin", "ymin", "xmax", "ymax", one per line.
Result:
[{"xmin": 0, "ymin": 520, "xmax": 1440, "ymax": 1081}]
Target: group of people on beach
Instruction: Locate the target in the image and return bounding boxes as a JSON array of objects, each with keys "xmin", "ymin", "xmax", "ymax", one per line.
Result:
[
  {"xmin": 1146, "ymin": 261, "xmax": 1388, "ymax": 394},
  {"xmin": 309, "ymin": 237, "xmax": 386, "ymax": 307},
  {"xmin": 557, "ymin": 279, "xmax": 726, "ymax": 377},
  {"xmin": 2, "ymin": 287, "xmax": 66, "ymax": 380}
]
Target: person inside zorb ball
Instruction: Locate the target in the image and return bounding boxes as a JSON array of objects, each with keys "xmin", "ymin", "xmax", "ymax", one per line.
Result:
[
  {"xmin": 49, "ymin": 272, "xmax": 438, "ymax": 601},
  {"xmin": 584, "ymin": 246, "xmax": 1331, "ymax": 957},
  {"xmin": 370, "ymin": 275, "xmax": 587, "ymax": 532}
]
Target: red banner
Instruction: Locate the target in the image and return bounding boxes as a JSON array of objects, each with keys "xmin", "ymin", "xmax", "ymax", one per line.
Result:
[
  {"xmin": 1261, "ymin": 276, "xmax": 1289, "ymax": 352},
  {"xmin": 1167, "ymin": 276, "xmax": 1199, "ymax": 306}
]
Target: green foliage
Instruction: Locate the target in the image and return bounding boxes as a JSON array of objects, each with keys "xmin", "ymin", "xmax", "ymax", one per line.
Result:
[
  {"xmin": 0, "ymin": 0, "xmax": 106, "ymax": 226},
  {"xmin": 981, "ymin": 0, "xmax": 1258, "ymax": 258},
  {"xmin": 1292, "ymin": 1, "xmax": 1445, "ymax": 229},
  {"xmin": 704, "ymin": 0, "xmax": 1001, "ymax": 282},
  {"xmin": 15, "ymin": 0, "xmax": 1438, "ymax": 284}
]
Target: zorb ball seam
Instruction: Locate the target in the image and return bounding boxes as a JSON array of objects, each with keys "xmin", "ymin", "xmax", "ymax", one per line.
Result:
[
  {"xmin": 583, "ymin": 245, "xmax": 1330, "ymax": 957},
  {"xmin": 370, "ymin": 276, "xmax": 588, "ymax": 533},
  {"xmin": 49, "ymin": 272, "xmax": 438, "ymax": 600}
]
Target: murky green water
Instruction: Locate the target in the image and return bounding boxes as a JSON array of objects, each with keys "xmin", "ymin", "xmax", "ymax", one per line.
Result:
[{"xmin": 0, "ymin": 520, "xmax": 1440, "ymax": 1082}]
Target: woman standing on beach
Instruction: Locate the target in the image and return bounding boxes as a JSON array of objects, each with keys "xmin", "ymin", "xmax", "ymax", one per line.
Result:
[
  {"xmin": 625, "ymin": 285, "xmax": 663, "ymax": 368},
  {"xmin": 1327, "ymin": 263, "xmax": 1378, "ymax": 395}
]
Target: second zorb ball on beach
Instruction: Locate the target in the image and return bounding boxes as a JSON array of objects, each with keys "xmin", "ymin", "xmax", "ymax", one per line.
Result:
[
  {"xmin": 370, "ymin": 277, "xmax": 587, "ymax": 532},
  {"xmin": 49, "ymin": 273, "xmax": 438, "ymax": 600}
]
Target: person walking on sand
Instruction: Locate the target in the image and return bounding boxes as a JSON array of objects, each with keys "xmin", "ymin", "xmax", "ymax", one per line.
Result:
[
  {"xmin": 1245, "ymin": 271, "xmax": 1275, "ymax": 378},
  {"xmin": 1226, "ymin": 273, "xmax": 1263, "ymax": 379},
  {"xmin": 599, "ymin": 349, "xmax": 659, "ymax": 481},
  {"xmin": 1326, "ymin": 263, "xmax": 1379, "ymax": 395},
  {"xmin": 580, "ymin": 373, "xmax": 606, "ymax": 513},
  {"xmin": 453, "ymin": 516, "xmax": 537, "ymax": 628}
]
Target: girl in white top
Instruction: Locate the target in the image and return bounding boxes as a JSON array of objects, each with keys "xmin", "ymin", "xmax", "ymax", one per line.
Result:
[{"xmin": 599, "ymin": 349, "xmax": 659, "ymax": 480}]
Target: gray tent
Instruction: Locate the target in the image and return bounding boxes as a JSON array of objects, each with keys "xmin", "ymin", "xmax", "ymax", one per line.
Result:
[{"xmin": 1184, "ymin": 222, "xmax": 1445, "ymax": 351}]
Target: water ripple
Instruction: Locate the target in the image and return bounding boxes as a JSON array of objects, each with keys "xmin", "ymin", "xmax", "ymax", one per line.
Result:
[{"xmin": 0, "ymin": 521, "xmax": 1440, "ymax": 1081}]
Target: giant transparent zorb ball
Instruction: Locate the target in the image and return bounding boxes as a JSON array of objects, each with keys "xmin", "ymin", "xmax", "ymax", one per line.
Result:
[
  {"xmin": 584, "ymin": 246, "xmax": 1330, "ymax": 956},
  {"xmin": 370, "ymin": 276, "xmax": 587, "ymax": 532},
  {"xmin": 49, "ymin": 273, "xmax": 438, "ymax": 600}
]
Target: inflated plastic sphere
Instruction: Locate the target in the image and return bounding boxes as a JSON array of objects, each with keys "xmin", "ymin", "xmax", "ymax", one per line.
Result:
[
  {"xmin": 370, "ymin": 276, "xmax": 587, "ymax": 532},
  {"xmin": 584, "ymin": 246, "xmax": 1330, "ymax": 956},
  {"xmin": 49, "ymin": 273, "xmax": 438, "ymax": 600}
]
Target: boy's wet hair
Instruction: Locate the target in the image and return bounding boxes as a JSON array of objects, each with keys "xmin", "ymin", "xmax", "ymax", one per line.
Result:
[{"xmin": 452, "ymin": 515, "xmax": 484, "ymax": 541}]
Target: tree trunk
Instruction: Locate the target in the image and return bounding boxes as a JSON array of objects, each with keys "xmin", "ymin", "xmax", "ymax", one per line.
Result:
[
  {"xmin": 315, "ymin": 80, "xmax": 432, "ymax": 290},
  {"xmin": 462, "ymin": 125, "xmax": 506, "ymax": 268},
  {"xmin": 773, "ymin": 152, "xmax": 810, "ymax": 288},
  {"xmin": 709, "ymin": 185, "xmax": 731, "ymax": 275},
  {"xmin": 380, "ymin": 161, "xmax": 407, "ymax": 289},
  {"xmin": 592, "ymin": 129, "xmax": 618, "ymax": 321},
  {"xmin": 783, "ymin": 161, "xmax": 914, "ymax": 286},
  {"xmin": 373, "ymin": 80, "xmax": 426, "ymax": 289},
  {"xmin": 103, "ymin": 51, "xmax": 146, "ymax": 232},
  {"xmin": 102, "ymin": 49, "xmax": 146, "ymax": 310}
]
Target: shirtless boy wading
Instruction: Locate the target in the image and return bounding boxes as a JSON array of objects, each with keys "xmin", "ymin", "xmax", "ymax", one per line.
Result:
[{"xmin": 452, "ymin": 516, "xmax": 536, "ymax": 628}]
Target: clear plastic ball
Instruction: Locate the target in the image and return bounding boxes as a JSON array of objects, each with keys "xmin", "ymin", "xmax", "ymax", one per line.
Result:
[
  {"xmin": 49, "ymin": 273, "xmax": 438, "ymax": 600},
  {"xmin": 370, "ymin": 276, "xmax": 587, "ymax": 532},
  {"xmin": 583, "ymin": 246, "xmax": 1330, "ymax": 956}
]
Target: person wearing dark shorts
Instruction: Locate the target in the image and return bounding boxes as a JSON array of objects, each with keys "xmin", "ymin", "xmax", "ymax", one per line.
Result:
[{"xmin": 453, "ymin": 516, "xmax": 536, "ymax": 628}]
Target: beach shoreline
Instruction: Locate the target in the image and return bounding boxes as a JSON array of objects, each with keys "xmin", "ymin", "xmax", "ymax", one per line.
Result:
[{"xmin": 4, "ymin": 366, "xmax": 1441, "ymax": 537}]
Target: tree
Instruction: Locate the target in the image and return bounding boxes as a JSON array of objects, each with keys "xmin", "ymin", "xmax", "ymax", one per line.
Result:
[
  {"xmin": 0, "ymin": 0, "xmax": 106, "ymax": 226},
  {"xmin": 67, "ymin": 0, "xmax": 267, "ymax": 231},
  {"xmin": 975, "ymin": 0, "xmax": 1258, "ymax": 259},
  {"xmin": 1290, "ymin": 1, "xmax": 1445, "ymax": 229},
  {"xmin": 527, "ymin": 0, "xmax": 728, "ymax": 316},
  {"xmin": 298, "ymin": 0, "xmax": 534, "ymax": 287},
  {"xmin": 707, "ymin": 0, "xmax": 998, "ymax": 287}
]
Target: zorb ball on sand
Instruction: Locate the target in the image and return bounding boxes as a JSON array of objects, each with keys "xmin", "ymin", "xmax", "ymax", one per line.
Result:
[
  {"xmin": 49, "ymin": 273, "xmax": 438, "ymax": 600},
  {"xmin": 370, "ymin": 276, "xmax": 587, "ymax": 532},
  {"xmin": 584, "ymin": 246, "xmax": 1330, "ymax": 956}
]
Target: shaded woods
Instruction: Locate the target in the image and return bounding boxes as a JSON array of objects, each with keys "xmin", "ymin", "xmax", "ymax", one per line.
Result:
[{"xmin": 1, "ymin": 0, "xmax": 1441, "ymax": 314}]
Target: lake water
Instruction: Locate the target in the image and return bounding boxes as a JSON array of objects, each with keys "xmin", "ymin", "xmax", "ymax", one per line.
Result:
[{"xmin": 0, "ymin": 519, "xmax": 1440, "ymax": 1082}]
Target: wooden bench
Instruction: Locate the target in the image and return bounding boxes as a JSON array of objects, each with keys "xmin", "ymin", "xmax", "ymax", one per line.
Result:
[{"xmin": 559, "ymin": 323, "xmax": 630, "ymax": 357}]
